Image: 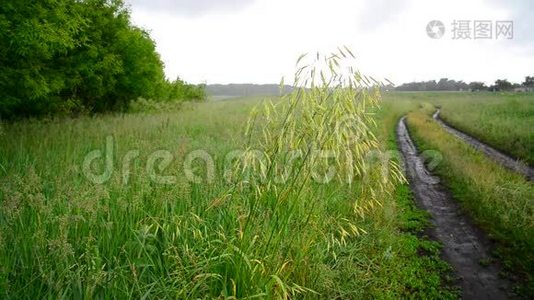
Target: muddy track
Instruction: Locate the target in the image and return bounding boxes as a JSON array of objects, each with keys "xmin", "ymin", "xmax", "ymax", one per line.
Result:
[
  {"xmin": 396, "ymin": 117, "xmax": 511, "ymax": 299},
  {"xmin": 433, "ymin": 109, "xmax": 534, "ymax": 181}
]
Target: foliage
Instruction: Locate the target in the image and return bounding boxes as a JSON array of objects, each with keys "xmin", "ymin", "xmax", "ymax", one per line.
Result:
[
  {"xmin": 395, "ymin": 77, "xmax": 534, "ymax": 92},
  {"xmin": 0, "ymin": 0, "xmax": 203, "ymax": 119},
  {"xmin": 0, "ymin": 55, "xmax": 456, "ymax": 298},
  {"xmin": 383, "ymin": 92, "xmax": 534, "ymax": 166},
  {"xmin": 235, "ymin": 49, "xmax": 403, "ymax": 224},
  {"xmin": 406, "ymin": 108, "xmax": 534, "ymax": 296},
  {"xmin": 396, "ymin": 78, "xmax": 471, "ymax": 91},
  {"xmin": 491, "ymin": 79, "xmax": 513, "ymax": 91},
  {"xmin": 438, "ymin": 93, "xmax": 534, "ymax": 165},
  {"xmin": 159, "ymin": 77, "xmax": 206, "ymax": 102},
  {"xmin": 468, "ymin": 81, "xmax": 486, "ymax": 91},
  {"xmin": 0, "ymin": 0, "xmax": 86, "ymax": 116},
  {"xmin": 523, "ymin": 76, "xmax": 534, "ymax": 88}
]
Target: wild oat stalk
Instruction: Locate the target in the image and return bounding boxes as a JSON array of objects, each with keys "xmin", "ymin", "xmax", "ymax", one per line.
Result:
[
  {"xmin": 237, "ymin": 47, "xmax": 402, "ymax": 215},
  {"xmin": 224, "ymin": 48, "xmax": 404, "ymax": 297}
]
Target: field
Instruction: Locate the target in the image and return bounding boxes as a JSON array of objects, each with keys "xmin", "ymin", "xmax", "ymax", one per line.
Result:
[
  {"xmin": 1, "ymin": 91, "xmax": 533, "ymax": 298},
  {"xmin": 384, "ymin": 92, "xmax": 534, "ymax": 165}
]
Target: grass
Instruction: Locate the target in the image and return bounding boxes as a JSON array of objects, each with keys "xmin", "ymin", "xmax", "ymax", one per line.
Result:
[
  {"xmin": 3, "ymin": 88, "xmax": 531, "ymax": 298},
  {"xmin": 384, "ymin": 92, "xmax": 534, "ymax": 165},
  {"xmin": 0, "ymin": 45, "xmax": 464, "ymax": 299},
  {"xmin": 0, "ymin": 74, "xmax": 458, "ymax": 298},
  {"xmin": 404, "ymin": 107, "xmax": 534, "ymax": 296}
]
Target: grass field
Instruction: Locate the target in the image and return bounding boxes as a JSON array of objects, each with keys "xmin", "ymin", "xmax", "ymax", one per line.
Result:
[
  {"xmin": 0, "ymin": 94, "xmax": 458, "ymax": 298},
  {"xmin": 380, "ymin": 92, "xmax": 534, "ymax": 295},
  {"xmin": 1, "ymin": 91, "xmax": 533, "ymax": 298},
  {"xmin": 384, "ymin": 92, "xmax": 534, "ymax": 165},
  {"xmin": 404, "ymin": 107, "xmax": 534, "ymax": 295}
]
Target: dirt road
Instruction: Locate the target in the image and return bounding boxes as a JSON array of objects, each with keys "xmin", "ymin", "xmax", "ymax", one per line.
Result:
[
  {"xmin": 433, "ymin": 109, "xmax": 534, "ymax": 181},
  {"xmin": 396, "ymin": 116, "xmax": 511, "ymax": 299}
]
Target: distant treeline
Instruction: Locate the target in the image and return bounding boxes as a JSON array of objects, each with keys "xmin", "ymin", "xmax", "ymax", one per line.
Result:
[
  {"xmin": 208, "ymin": 77, "xmax": 534, "ymax": 98},
  {"xmin": 395, "ymin": 77, "xmax": 534, "ymax": 92},
  {"xmin": 0, "ymin": 0, "xmax": 204, "ymax": 119},
  {"xmin": 206, "ymin": 84, "xmax": 294, "ymax": 97}
]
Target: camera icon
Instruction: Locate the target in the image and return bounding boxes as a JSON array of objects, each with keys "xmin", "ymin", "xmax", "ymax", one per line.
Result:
[{"xmin": 426, "ymin": 20, "xmax": 445, "ymax": 39}]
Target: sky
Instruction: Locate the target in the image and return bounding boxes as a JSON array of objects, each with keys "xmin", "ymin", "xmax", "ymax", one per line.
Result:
[{"xmin": 126, "ymin": 0, "xmax": 534, "ymax": 86}]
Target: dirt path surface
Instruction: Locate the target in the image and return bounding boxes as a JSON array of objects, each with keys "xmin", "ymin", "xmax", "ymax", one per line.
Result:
[
  {"xmin": 396, "ymin": 117, "xmax": 511, "ymax": 299},
  {"xmin": 433, "ymin": 109, "xmax": 534, "ymax": 181}
]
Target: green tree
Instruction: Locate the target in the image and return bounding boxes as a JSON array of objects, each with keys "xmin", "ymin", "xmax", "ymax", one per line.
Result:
[
  {"xmin": 0, "ymin": 0, "xmax": 85, "ymax": 116},
  {"xmin": 523, "ymin": 76, "xmax": 534, "ymax": 88},
  {"xmin": 65, "ymin": 0, "xmax": 165, "ymax": 112},
  {"xmin": 0, "ymin": 0, "xmax": 201, "ymax": 118},
  {"xmin": 494, "ymin": 79, "xmax": 513, "ymax": 91},
  {"xmin": 468, "ymin": 81, "xmax": 486, "ymax": 91}
]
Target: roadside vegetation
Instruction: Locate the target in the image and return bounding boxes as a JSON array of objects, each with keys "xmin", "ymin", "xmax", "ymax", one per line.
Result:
[
  {"xmin": 385, "ymin": 92, "xmax": 534, "ymax": 165},
  {"xmin": 436, "ymin": 94, "xmax": 534, "ymax": 165},
  {"xmin": 404, "ymin": 106, "xmax": 534, "ymax": 296}
]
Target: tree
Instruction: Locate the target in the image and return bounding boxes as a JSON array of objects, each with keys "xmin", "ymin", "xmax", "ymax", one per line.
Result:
[
  {"xmin": 468, "ymin": 82, "xmax": 486, "ymax": 91},
  {"xmin": 395, "ymin": 78, "xmax": 469, "ymax": 91},
  {"xmin": 0, "ymin": 0, "xmax": 85, "ymax": 116},
  {"xmin": 494, "ymin": 79, "xmax": 513, "ymax": 91},
  {"xmin": 56, "ymin": 0, "xmax": 167, "ymax": 113},
  {"xmin": 523, "ymin": 76, "xmax": 534, "ymax": 88},
  {"xmin": 161, "ymin": 77, "xmax": 205, "ymax": 101},
  {"xmin": 0, "ymin": 0, "xmax": 203, "ymax": 118}
]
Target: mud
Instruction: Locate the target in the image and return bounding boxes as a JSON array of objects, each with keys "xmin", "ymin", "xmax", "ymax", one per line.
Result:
[
  {"xmin": 433, "ymin": 109, "xmax": 534, "ymax": 181},
  {"xmin": 396, "ymin": 117, "xmax": 511, "ymax": 299}
]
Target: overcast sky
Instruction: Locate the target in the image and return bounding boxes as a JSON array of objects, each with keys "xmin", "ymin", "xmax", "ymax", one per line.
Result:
[{"xmin": 126, "ymin": 0, "xmax": 534, "ymax": 86}]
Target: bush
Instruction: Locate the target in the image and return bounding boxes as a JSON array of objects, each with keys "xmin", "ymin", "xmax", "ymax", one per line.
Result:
[{"xmin": 0, "ymin": 0, "xmax": 204, "ymax": 119}]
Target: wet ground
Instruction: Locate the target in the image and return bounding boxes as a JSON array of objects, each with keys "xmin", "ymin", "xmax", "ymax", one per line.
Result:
[
  {"xmin": 397, "ymin": 117, "xmax": 512, "ymax": 299},
  {"xmin": 433, "ymin": 109, "xmax": 534, "ymax": 181}
]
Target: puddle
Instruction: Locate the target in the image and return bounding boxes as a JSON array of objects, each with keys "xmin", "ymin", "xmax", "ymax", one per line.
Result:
[{"xmin": 397, "ymin": 116, "xmax": 511, "ymax": 299}]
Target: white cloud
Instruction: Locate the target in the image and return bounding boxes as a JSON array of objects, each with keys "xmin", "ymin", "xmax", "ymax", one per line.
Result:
[{"xmin": 127, "ymin": 0, "xmax": 534, "ymax": 85}]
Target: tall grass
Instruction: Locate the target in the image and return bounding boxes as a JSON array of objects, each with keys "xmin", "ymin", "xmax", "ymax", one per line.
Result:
[
  {"xmin": 0, "ymin": 64, "xmax": 457, "ymax": 298},
  {"xmin": 406, "ymin": 109, "xmax": 534, "ymax": 296},
  {"xmin": 383, "ymin": 92, "xmax": 534, "ymax": 165},
  {"xmin": 437, "ymin": 93, "xmax": 534, "ymax": 165},
  {"xmin": 219, "ymin": 49, "xmax": 404, "ymax": 296}
]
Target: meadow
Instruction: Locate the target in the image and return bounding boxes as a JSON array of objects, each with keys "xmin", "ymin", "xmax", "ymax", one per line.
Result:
[
  {"xmin": 405, "ymin": 106, "xmax": 534, "ymax": 295},
  {"xmin": 384, "ymin": 92, "xmax": 534, "ymax": 165},
  {"xmin": 3, "ymin": 1, "xmax": 532, "ymax": 298},
  {"xmin": 1, "ymin": 90, "xmax": 533, "ymax": 298}
]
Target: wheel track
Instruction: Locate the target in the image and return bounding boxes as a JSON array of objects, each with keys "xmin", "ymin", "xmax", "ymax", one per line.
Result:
[
  {"xmin": 396, "ymin": 116, "xmax": 511, "ymax": 299},
  {"xmin": 433, "ymin": 109, "xmax": 534, "ymax": 181}
]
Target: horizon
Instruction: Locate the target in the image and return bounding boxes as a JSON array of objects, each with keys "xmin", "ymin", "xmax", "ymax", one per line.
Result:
[
  {"xmin": 126, "ymin": 0, "xmax": 534, "ymax": 86},
  {"xmin": 200, "ymin": 78, "xmax": 531, "ymax": 86}
]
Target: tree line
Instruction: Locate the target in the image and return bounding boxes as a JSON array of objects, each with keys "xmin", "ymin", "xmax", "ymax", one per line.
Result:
[
  {"xmin": 0, "ymin": 0, "xmax": 204, "ymax": 119},
  {"xmin": 394, "ymin": 76, "xmax": 534, "ymax": 92}
]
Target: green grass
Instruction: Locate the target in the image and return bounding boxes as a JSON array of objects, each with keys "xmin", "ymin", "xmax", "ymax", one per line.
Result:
[
  {"xmin": 4, "ymin": 89, "xmax": 530, "ymax": 298},
  {"xmin": 404, "ymin": 108, "xmax": 534, "ymax": 296},
  {"xmin": 384, "ymin": 92, "xmax": 534, "ymax": 165},
  {"xmin": 0, "ymin": 94, "xmax": 456, "ymax": 298}
]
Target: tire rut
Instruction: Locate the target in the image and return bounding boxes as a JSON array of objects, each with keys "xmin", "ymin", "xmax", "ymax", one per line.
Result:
[
  {"xmin": 433, "ymin": 109, "xmax": 534, "ymax": 181},
  {"xmin": 396, "ymin": 116, "xmax": 512, "ymax": 299}
]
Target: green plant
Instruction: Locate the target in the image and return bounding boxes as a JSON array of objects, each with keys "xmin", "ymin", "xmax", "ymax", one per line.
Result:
[
  {"xmin": 406, "ymin": 109, "xmax": 534, "ymax": 296},
  {"xmin": 0, "ymin": 61, "xmax": 458, "ymax": 299}
]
